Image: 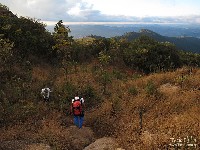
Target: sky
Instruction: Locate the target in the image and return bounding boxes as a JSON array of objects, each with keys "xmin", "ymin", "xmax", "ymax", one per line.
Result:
[{"xmin": 1, "ymin": 0, "xmax": 200, "ymax": 24}]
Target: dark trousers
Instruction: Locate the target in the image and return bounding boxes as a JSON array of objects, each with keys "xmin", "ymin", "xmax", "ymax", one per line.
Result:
[
  {"xmin": 43, "ymin": 96, "xmax": 49, "ymax": 102},
  {"xmin": 73, "ymin": 115, "xmax": 84, "ymax": 128}
]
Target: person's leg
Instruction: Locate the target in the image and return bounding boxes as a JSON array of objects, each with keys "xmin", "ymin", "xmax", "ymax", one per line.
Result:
[
  {"xmin": 46, "ymin": 96, "xmax": 50, "ymax": 102},
  {"xmin": 43, "ymin": 95, "xmax": 46, "ymax": 101},
  {"xmin": 79, "ymin": 116, "xmax": 84, "ymax": 128},
  {"xmin": 73, "ymin": 116, "xmax": 79, "ymax": 127},
  {"xmin": 43, "ymin": 96, "xmax": 48, "ymax": 102}
]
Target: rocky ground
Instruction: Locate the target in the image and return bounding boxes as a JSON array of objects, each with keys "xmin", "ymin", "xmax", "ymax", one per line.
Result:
[{"xmin": 0, "ymin": 125, "xmax": 124, "ymax": 150}]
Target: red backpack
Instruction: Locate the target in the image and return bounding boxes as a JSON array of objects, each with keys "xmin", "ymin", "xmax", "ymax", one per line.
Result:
[{"xmin": 72, "ymin": 100, "xmax": 82, "ymax": 116}]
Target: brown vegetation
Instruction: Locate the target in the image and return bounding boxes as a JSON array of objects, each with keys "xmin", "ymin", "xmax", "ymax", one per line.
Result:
[
  {"xmin": 86, "ymin": 66, "xmax": 200, "ymax": 149},
  {"xmin": 1, "ymin": 58, "xmax": 200, "ymax": 149},
  {"xmin": 1, "ymin": 5, "xmax": 200, "ymax": 149}
]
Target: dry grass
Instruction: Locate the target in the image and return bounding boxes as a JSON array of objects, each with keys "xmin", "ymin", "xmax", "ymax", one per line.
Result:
[
  {"xmin": 32, "ymin": 66, "xmax": 51, "ymax": 81},
  {"xmin": 1, "ymin": 61, "xmax": 200, "ymax": 150},
  {"xmin": 86, "ymin": 66, "xmax": 200, "ymax": 149},
  {"xmin": 112, "ymin": 67, "xmax": 200, "ymax": 149},
  {"xmin": 0, "ymin": 109, "xmax": 94, "ymax": 150}
]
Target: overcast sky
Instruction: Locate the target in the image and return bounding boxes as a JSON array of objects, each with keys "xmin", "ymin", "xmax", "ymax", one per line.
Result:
[{"xmin": 1, "ymin": 0, "xmax": 200, "ymax": 24}]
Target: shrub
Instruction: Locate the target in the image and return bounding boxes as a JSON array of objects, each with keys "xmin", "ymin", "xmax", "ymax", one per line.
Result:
[
  {"xmin": 80, "ymin": 85, "xmax": 100, "ymax": 109},
  {"xmin": 128, "ymin": 85, "xmax": 138, "ymax": 96},
  {"xmin": 145, "ymin": 80, "xmax": 158, "ymax": 96},
  {"xmin": 112, "ymin": 69, "xmax": 126, "ymax": 80}
]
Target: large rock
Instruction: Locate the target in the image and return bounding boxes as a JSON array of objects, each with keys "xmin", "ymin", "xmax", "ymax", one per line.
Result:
[
  {"xmin": 83, "ymin": 137, "xmax": 124, "ymax": 150},
  {"xmin": 67, "ymin": 126, "xmax": 95, "ymax": 150}
]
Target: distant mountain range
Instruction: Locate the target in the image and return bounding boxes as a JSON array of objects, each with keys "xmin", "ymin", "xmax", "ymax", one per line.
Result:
[
  {"xmin": 46, "ymin": 24, "xmax": 200, "ymax": 53},
  {"xmin": 115, "ymin": 29, "xmax": 200, "ymax": 53},
  {"xmin": 46, "ymin": 24, "xmax": 200, "ymax": 39}
]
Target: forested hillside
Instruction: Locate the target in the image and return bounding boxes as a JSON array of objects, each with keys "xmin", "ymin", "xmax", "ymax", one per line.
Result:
[
  {"xmin": 116, "ymin": 29, "xmax": 200, "ymax": 53},
  {"xmin": 0, "ymin": 3, "xmax": 200, "ymax": 149}
]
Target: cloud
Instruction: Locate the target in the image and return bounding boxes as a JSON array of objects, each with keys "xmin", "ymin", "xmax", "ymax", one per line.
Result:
[
  {"xmin": 1, "ymin": 0, "xmax": 200, "ymax": 24},
  {"xmin": 1, "ymin": 0, "xmax": 129, "ymax": 22},
  {"xmin": 1, "ymin": 0, "xmax": 87, "ymax": 21}
]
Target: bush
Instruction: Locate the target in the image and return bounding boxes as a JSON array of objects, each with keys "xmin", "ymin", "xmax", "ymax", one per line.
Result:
[
  {"xmin": 112, "ymin": 69, "xmax": 126, "ymax": 80},
  {"xmin": 128, "ymin": 86, "xmax": 138, "ymax": 96},
  {"xmin": 80, "ymin": 85, "xmax": 101, "ymax": 109},
  {"xmin": 145, "ymin": 80, "xmax": 158, "ymax": 96}
]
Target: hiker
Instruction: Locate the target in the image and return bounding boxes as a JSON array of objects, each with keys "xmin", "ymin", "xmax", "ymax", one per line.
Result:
[
  {"xmin": 70, "ymin": 96, "xmax": 85, "ymax": 128},
  {"xmin": 41, "ymin": 87, "xmax": 52, "ymax": 102}
]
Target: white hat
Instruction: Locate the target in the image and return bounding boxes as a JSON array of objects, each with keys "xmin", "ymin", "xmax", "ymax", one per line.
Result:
[{"xmin": 75, "ymin": 96, "xmax": 79, "ymax": 100}]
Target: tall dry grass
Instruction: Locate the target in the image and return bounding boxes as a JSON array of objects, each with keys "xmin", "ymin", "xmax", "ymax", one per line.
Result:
[
  {"xmin": 1, "ymin": 60, "xmax": 200, "ymax": 149},
  {"xmin": 86, "ymin": 66, "xmax": 200, "ymax": 149}
]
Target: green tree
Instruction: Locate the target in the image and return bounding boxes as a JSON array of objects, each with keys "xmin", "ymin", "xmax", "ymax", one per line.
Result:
[
  {"xmin": 0, "ymin": 3, "xmax": 9, "ymax": 10},
  {"xmin": 179, "ymin": 51, "xmax": 200, "ymax": 67},
  {"xmin": 0, "ymin": 37, "xmax": 14, "ymax": 70},
  {"xmin": 123, "ymin": 36, "xmax": 181, "ymax": 73},
  {"xmin": 0, "ymin": 13, "xmax": 53, "ymax": 59},
  {"xmin": 98, "ymin": 50, "xmax": 111, "ymax": 94},
  {"xmin": 52, "ymin": 20, "xmax": 74, "ymax": 80}
]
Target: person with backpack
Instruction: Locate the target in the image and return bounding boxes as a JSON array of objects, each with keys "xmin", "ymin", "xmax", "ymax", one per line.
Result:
[
  {"xmin": 70, "ymin": 96, "xmax": 85, "ymax": 128},
  {"xmin": 41, "ymin": 87, "xmax": 52, "ymax": 102}
]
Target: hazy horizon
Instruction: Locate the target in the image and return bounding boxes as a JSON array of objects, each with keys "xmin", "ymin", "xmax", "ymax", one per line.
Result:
[
  {"xmin": 43, "ymin": 21, "xmax": 191, "ymax": 26},
  {"xmin": 44, "ymin": 23, "xmax": 200, "ymax": 39}
]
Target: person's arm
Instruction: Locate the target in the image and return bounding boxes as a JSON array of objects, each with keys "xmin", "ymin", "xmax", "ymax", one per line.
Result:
[
  {"xmin": 41, "ymin": 89, "xmax": 44, "ymax": 95},
  {"xmin": 81, "ymin": 98, "xmax": 85, "ymax": 112},
  {"xmin": 47, "ymin": 88, "xmax": 52, "ymax": 92},
  {"xmin": 70, "ymin": 99, "xmax": 74, "ymax": 115},
  {"xmin": 82, "ymin": 103, "xmax": 85, "ymax": 112}
]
